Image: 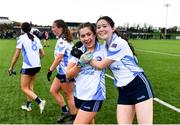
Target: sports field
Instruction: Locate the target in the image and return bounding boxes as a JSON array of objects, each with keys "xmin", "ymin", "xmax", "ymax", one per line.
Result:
[{"xmin": 0, "ymin": 39, "xmax": 180, "ymax": 124}]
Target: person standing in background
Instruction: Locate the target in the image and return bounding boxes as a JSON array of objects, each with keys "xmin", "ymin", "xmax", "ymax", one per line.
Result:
[
  {"xmin": 8, "ymin": 22, "xmax": 46, "ymax": 114},
  {"xmin": 43, "ymin": 31, "xmax": 49, "ymax": 47},
  {"xmin": 47, "ymin": 19, "xmax": 77, "ymax": 123}
]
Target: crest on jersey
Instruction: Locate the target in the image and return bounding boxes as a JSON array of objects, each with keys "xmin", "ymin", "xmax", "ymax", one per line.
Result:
[
  {"xmin": 96, "ymin": 56, "xmax": 102, "ymax": 61},
  {"xmin": 111, "ymin": 43, "xmax": 117, "ymax": 48}
]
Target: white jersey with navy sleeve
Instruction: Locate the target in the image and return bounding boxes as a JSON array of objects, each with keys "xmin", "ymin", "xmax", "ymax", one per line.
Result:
[
  {"xmin": 54, "ymin": 37, "xmax": 73, "ymax": 75},
  {"xmin": 69, "ymin": 42, "xmax": 106, "ymax": 100},
  {"xmin": 104, "ymin": 33, "xmax": 144, "ymax": 87},
  {"xmin": 16, "ymin": 33, "xmax": 42, "ymax": 69}
]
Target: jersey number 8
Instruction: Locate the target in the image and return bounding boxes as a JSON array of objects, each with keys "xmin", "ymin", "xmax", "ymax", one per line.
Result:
[{"xmin": 32, "ymin": 41, "xmax": 37, "ymax": 51}]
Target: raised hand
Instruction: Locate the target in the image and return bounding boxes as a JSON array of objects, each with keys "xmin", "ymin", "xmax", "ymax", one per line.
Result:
[
  {"xmin": 71, "ymin": 49, "xmax": 83, "ymax": 59},
  {"xmin": 77, "ymin": 51, "xmax": 93, "ymax": 67},
  {"xmin": 71, "ymin": 41, "xmax": 83, "ymax": 59}
]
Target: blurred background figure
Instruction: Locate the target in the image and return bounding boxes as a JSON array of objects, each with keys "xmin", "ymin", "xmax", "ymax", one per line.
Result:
[{"xmin": 43, "ymin": 31, "xmax": 49, "ymax": 47}]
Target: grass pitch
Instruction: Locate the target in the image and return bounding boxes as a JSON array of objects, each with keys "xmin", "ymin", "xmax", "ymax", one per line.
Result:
[{"xmin": 0, "ymin": 39, "xmax": 179, "ymax": 124}]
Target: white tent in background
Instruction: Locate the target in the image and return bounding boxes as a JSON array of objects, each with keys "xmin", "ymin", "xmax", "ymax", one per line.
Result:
[{"xmin": 0, "ymin": 17, "xmax": 13, "ymax": 24}]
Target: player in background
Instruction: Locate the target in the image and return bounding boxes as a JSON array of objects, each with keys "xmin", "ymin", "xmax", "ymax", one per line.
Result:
[
  {"xmin": 8, "ymin": 22, "xmax": 46, "ymax": 114},
  {"xmin": 43, "ymin": 31, "xmax": 49, "ymax": 47},
  {"xmin": 47, "ymin": 19, "xmax": 77, "ymax": 123}
]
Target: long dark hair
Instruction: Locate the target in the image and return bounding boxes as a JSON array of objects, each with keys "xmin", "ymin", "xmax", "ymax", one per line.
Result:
[
  {"xmin": 21, "ymin": 22, "xmax": 34, "ymax": 41},
  {"xmin": 53, "ymin": 19, "xmax": 73, "ymax": 42},
  {"xmin": 78, "ymin": 22, "xmax": 98, "ymax": 41},
  {"xmin": 96, "ymin": 16, "xmax": 136, "ymax": 56},
  {"xmin": 78, "ymin": 22, "xmax": 96, "ymax": 35}
]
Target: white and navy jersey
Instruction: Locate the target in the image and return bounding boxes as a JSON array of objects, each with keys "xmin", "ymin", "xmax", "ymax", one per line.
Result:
[
  {"xmin": 54, "ymin": 37, "xmax": 73, "ymax": 75},
  {"xmin": 16, "ymin": 33, "xmax": 43, "ymax": 69},
  {"xmin": 104, "ymin": 33, "xmax": 144, "ymax": 87},
  {"xmin": 69, "ymin": 42, "xmax": 106, "ymax": 101}
]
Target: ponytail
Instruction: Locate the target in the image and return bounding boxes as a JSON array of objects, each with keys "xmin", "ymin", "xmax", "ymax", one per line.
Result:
[
  {"xmin": 54, "ymin": 19, "xmax": 73, "ymax": 42},
  {"xmin": 21, "ymin": 22, "xmax": 34, "ymax": 41},
  {"xmin": 27, "ymin": 33, "xmax": 34, "ymax": 41},
  {"xmin": 115, "ymin": 29, "xmax": 136, "ymax": 56}
]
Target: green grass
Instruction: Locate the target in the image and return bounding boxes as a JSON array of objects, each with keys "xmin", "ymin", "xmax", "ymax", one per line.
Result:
[
  {"xmin": 131, "ymin": 40, "xmax": 180, "ymax": 124},
  {"xmin": 0, "ymin": 39, "xmax": 180, "ymax": 124}
]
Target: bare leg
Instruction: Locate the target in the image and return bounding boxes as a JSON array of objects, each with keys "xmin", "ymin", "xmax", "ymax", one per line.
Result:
[
  {"xmin": 20, "ymin": 74, "xmax": 38, "ymax": 100},
  {"xmin": 61, "ymin": 81, "xmax": 77, "ymax": 115},
  {"xmin": 26, "ymin": 75, "xmax": 36, "ymax": 101},
  {"xmin": 135, "ymin": 98, "xmax": 153, "ymax": 124},
  {"xmin": 50, "ymin": 77, "xmax": 66, "ymax": 107},
  {"xmin": 73, "ymin": 109, "xmax": 96, "ymax": 124},
  {"xmin": 117, "ymin": 104, "xmax": 135, "ymax": 124}
]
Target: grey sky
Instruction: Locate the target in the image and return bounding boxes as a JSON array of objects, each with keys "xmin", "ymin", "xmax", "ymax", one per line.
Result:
[{"xmin": 0, "ymin": 0, "xmax": 179, "ymax": 28}]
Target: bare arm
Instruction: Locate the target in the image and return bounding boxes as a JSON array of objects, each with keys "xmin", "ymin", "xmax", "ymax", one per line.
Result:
[
  {"xmin": 49, "ymin": 53, "xmax": 63, "ymax": 71},
  {"xmin": 9, "ymin": 48, "xmax": 21, "ymax": 70},
  {"xmin": 39, "ymin": 48, "xmax": 45, "ymax": 58},
  {"xmin": 66, "ymin": 62, "xmax": 80, "ymax": 79},
  {"xmin": 89, "ymin": 58, "xmax": 114, "ymax": 69}
]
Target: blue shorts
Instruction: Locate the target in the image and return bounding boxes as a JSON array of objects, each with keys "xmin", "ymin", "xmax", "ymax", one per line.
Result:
[
  {"xmin": 20, "ymin": 67, "xmax": 41, "ymax": 75},
  {"xmin": 74, "ymin": 97, "xmax": 103, "ymax": 112},
  {"xmin": 117, "ymin": 73, "xmax": 154, "ymax": 105},
  {"xmin": 56, "ymin": 73, "xmax": 74, "ymax": 83}
]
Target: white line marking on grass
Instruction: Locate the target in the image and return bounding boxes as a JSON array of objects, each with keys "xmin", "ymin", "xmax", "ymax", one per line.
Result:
[
  {"xmin": 137, "ymin": 49, "xmax": 180, "ymax": 57},
  {"xmin": 105, "ymin": 74, "xmax": 180, "ymax": 113},
  {"xmin": 105, "ymin": 74, "xmax": 114, "ymax": 80},
  {"xmin": 154, "ymin": 98, "xmax": 180, "ymax": 113}
]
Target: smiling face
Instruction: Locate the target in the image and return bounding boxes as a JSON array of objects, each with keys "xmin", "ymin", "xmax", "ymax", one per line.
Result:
[
  {"xmin": 51, "ymin": 22, "xmax": 63, "ymax": 37},
  {"xmin": 79, "ymin": 27, "xmax": 96, "ymax": 51},
  {"xmin": 96, "ymin": 19, "xmax": 115, "ymax": 43}
]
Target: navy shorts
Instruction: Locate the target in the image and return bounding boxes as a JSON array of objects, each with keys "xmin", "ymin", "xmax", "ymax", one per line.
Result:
[
  {"xmin": 74, "ymin": 97, "xmax": 103, "ymax": 112},
  {"xmin": 117, "ymin": 73, "xmax": 154, "ymax": 105},
  {"xmin": 20, "ymin": 67, "xmax": 41, "ymax": 75},
  {"xmin": 56, "ymin": 73, "xmax": 74, "ymax": 83}
]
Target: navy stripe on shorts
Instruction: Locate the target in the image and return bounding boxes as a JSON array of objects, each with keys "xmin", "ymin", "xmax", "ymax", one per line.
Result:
[
  {"xmin": 20, "ymin": 67, "xmax": 41, "ymax": 75},
  {"xmin": 74, "ymin": 97, "xmax": 103, "ymax": 112},
  {"xmin": 117, "ymin": 72, "xmax": 154, "ymax": 105}
]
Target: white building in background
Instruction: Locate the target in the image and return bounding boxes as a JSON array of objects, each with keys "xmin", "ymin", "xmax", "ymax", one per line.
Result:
[{"xmin": 0, "ymin": 17, "xmax": 13, "ymax": 24}]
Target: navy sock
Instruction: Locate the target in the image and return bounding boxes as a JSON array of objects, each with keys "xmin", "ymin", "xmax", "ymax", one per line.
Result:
[
  {"xmin": 26, "ymin": 101, "xmax": 32, "ymax": 107},
  {"xmin": 62, "ymin": 105, "xmax": 69, "ymax": 113},
  {"xmin": 35, "ymin": 97, "xmax": 41, "ymax": 104}
]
